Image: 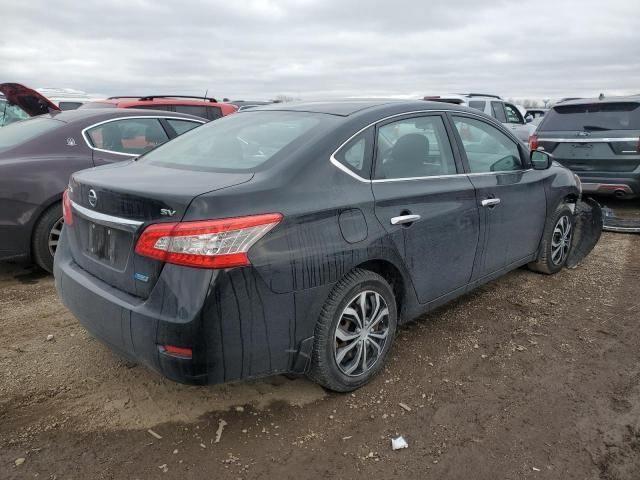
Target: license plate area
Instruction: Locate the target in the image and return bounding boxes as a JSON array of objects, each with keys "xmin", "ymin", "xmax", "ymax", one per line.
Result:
[
  {"xmin": 88, "ymin": 223, "xmax": 116, "ymax": 264},
  {"xmin": 75, "ymin": 216, "xmax": 133, "ymax": 270}
]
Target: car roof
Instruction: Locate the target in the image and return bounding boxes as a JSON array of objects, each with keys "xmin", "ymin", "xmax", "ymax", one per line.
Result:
[
  {"xmin": 253, "ymin": 99, "xmax": 473, "ymax": 117},
  {"xmin": 555, "ymin": 95, "xmax": 640, "ymax": 107},
  {"xmin": 35, "ymin": 108, "xmax": 206, "ymax": 123}
]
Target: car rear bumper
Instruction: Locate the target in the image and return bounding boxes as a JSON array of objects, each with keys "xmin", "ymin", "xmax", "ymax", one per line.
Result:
[
  {"xmin": 54, "ymin": 230, "xmax": 320, "ymax": 385},
  {"xmin": 575, "ymin": 173, "xmax": 640, "ymax": 197}
]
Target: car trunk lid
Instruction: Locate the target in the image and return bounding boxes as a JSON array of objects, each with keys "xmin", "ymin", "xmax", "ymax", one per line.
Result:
[
  {"xmin": 0, "ymin": 83, "xmax": 61, "ymax": 116},
  {"xmin": 66, "ymin": 161, "xmax": 253, "ymax": 298}
]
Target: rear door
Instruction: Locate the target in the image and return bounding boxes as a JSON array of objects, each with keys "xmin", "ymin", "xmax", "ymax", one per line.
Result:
[
  {"xmin": 84, "ymin": 117, "xmax": 170, "ymax": 165},
  {"xmin": 449, "ymin": 113, "xmax": 547, "ymax": 278},
  {"xmin": 536, "ymin": 102, "xmax": 640, "ymax": 176},
  {"xmin": 371, "ymin": 113, "xmax": 479, "ymax": 303}
]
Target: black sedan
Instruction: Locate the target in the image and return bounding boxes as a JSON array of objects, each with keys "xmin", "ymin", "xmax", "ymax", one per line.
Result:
[
  {"xmin": 54, "ymin": 100, "xmax": 602, "ymax": 392},
  {"xmin": 0, "ymin": 109, "xmax": 205, "ymax": 272}
]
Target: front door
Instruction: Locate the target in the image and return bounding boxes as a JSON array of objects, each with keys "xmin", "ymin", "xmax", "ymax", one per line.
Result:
[
  {"xmin": 371, "ymin": 113, "xmax": 480, "ymax": 304},
  {"xmin": 449, "ymin": 114, "xmax": 547, "ymax": 279}
]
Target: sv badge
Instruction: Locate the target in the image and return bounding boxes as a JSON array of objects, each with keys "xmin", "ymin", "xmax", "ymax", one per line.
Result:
[{"xmin": 160, "ymin": 208, "xmax": 176, "ymax": 217}]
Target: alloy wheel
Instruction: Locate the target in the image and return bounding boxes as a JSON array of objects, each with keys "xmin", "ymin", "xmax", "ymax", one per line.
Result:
[
  {"xmin": 333, "ymin": 290, "xmax": 390, "ymax": 377},
  {"xmin": 551, "ymin": 215, "xmax": 572, "ymax": 265},
  {"xmin": 48, "ymin": 217, "xmax": 64, "ymax": 257}
]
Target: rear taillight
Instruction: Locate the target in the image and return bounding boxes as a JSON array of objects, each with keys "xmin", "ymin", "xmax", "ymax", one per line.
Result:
[
  {"xmin": 135, "ymin": 213, "xmax": 282, "ymax": 268},
  {"xmin": 637, "ymin": 136, "xmax": 640, "ymax": 153},
  {"xmin": 529, "ymin": 134, "xmax": 539, "ymax": 151},
  {"xmin": 62, "ymin": 189, "xmax": 73, "ymax": 226},
  {"xmin": 160, "ymin": 345, "xmax": 193, "ymax": 359}
]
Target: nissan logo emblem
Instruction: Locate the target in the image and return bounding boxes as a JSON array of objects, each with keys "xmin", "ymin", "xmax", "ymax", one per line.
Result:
[{"xmin": 88, "ymin": 189, "xmax": 98, "ymax": 208}]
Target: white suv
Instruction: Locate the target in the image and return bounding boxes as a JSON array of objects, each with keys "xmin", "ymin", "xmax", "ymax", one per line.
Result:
[{"xmin": 423, "ymin": 93, "xmax": 536, "ymax": 143}]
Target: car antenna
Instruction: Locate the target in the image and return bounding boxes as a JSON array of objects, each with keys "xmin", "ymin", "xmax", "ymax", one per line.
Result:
[{"xmin": 204, "ymin": 89, "xmax": 208, "ymax": 102}]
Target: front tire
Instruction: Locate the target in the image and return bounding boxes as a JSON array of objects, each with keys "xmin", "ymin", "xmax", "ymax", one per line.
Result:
[
  {"xmin": 528, "ymin": 203, "xmax": 574, "ymax": 275},
  {"xmin": 308, "ymin": 269, "xmax": 398, "ymax": 392},
  {"xmin": 32, "ymin": 203, "xmax": 64, "ymax": 274}
]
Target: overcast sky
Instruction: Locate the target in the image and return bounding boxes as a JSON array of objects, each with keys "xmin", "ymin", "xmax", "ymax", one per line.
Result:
[{"xmin": 2, "ymin": 0, "xmax": 639, "ymax": 101}]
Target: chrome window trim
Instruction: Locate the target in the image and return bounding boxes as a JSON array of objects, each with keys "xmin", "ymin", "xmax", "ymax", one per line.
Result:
[
  {"xmin": 71, "ymin": 200, "xmax": 144, "ymax": 232},
  {"xmin": 536, "ymin": 137, "xmax": 638, "ymax": 143},
  {"xmin": 329, "ymin": 108, "xmax": 522, "ymax": 183},
  {"xmin": 81, "ymin": 115, "xmax": 206, "ymax": 157}
]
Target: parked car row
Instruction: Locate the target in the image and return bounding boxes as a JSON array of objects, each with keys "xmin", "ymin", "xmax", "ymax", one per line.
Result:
[
  {"xmin": 423, "ymin": 93, "xmax": 537, "ymax": 143},
  {"xmin": 0, "ymin": 82, "xmax": 606, "ymax": 392}
]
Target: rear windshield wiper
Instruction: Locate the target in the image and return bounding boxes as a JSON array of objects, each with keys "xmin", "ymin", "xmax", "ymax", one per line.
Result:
[{"xmin": 582, "ymin": 125, "xmax": 610, "ymax": 131}]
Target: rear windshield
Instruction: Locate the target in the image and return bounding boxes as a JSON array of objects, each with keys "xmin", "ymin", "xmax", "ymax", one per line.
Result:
[
  {"xmin": 539, "ymin": 102, "xmax": 640, "ymax": 131},
  {"xmin": 140, "ymin": 111, "xmax": 334, "ymax": 172},
  {"xmin": 0, "ymin": 117, "xmax": 62, "ymax": 151}
]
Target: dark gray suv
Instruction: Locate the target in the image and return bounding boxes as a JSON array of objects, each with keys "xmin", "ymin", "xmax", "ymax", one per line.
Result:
[{"xmin": 530, "ymin": 97, "xmax": 640, "ymax": 199}]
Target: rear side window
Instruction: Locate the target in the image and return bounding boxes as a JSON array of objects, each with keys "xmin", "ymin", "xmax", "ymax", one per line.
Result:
[
  {"xmin": 85, "ymin": 118, "xmax": 169, "ymax": 155},
  {"xmin": 141, "ymin": 111, "xmax": 333, "ymax": 172},
  {"xmin": 58, "ymin": 101, "xmax": 83, "ymax": 111},
  {"xmin": 468, "ymin": 101, "xmax": 486, "ymax": 112},
  {"xmin": 166, "ymin": 119, "xmax": 202, "ymax": 135},
  {"xmin": 375, "ymin": 115, "xmax": 456, "ymax": 179},
  {"xmin": 173, "ymin": 105, "xmax": 208, "ymax": 119},
  {"xmin": 491, "ymin": 102, "xmax": 507, "ymax": 122},
  {"xmin": 333, "ymin": 128, "xmax": 373, "ymax": 177},
  {"xmin": 0, "ymin": 117, "xmax": 62, "ymax": 150},
  {"xmin": 539, "ymin": 102, "xmax": 640, "ymax": 131},
  {"xmin": 79, "ymin": 102, "xmax": 117, "ymax": 109}
]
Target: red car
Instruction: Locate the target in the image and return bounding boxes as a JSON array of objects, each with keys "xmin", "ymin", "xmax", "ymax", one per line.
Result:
[{"xmin": 80, "ymin": 95, "xmax": 237, "ymax": 121}]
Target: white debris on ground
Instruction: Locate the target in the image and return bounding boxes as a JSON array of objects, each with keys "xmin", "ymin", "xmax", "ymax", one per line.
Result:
[
  {"xmin": 214, "ymin": 419, "xmax": 227, "ymax": 443},
  {"xmin": 391, "ymin": 436, "xmax": 408, "ymax": 450},
  {"xmin": 147, "ymin": 428, "xmax": 162, "ymax": 440}
]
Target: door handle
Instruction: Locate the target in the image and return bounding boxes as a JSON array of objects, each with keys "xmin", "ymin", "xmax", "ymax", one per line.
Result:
[
  {"xmin": 391, "ymin": 214, "xmax": 421, "ymax": 225},
  {"xmin": 481, "ymin": 198, "xmax": 501, "ymax": 207}
]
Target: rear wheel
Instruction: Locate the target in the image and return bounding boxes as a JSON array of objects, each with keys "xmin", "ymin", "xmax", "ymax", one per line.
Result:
[
  {"xmin": 528, "ymin": 203, "xmax": 574, "ymax": 275},
  {"xmin": 308, "ymin": 269, "xmax": 397, "ymax": 392},
  {"xmin": 32, "ymin": 203, "xmax": 64, "ymax": 273}
]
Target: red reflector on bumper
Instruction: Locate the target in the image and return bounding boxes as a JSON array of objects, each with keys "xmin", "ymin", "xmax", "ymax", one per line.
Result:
[{"xmin": 161, "ymin": 345, "xmax": 193, "ymax": 359}]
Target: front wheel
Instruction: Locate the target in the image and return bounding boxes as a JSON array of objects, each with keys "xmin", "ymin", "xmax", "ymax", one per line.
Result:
[
  {"xmin": 528, "ymin": 203, "xmax": 574, "ymax": 275},
  {"xmin": 308, "ymin": 269, "xmax": 398, "ymax": 392}
]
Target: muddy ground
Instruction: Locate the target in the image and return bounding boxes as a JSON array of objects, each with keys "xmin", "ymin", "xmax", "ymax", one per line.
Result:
[{"xmin": 1, "ymin": 229, "xmax": 640, "ymax": 479}]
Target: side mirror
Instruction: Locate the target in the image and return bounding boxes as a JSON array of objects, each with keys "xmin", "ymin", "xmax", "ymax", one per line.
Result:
[
  {"xmin": 530, "ymin": 149, "xmax": 553, "ymax": 170},
  {"xmin": 525, "ymin": 114, "xmax": 533, "ymax": 123}
]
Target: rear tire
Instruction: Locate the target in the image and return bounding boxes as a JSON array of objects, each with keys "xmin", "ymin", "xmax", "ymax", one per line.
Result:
[
  {"xmin": 528, "ymin": 203, "xmax": 574, "ymax": 275},
  {"xmin": 307, "ymin": 269, "xmax": 398, "ymax": 392},
  {"xmin": 32, "ymin": 203, "xmax": 64, "ymax": 274}
]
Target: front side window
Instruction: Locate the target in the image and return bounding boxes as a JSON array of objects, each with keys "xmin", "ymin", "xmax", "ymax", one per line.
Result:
[
  {"xmin": 491, "ymin": 101, "xmax": 507, "ymax": 122},
  {"xmin": 504, "ymin": 103, "xmax": 524, "ymax": 124},
  {"xmin": 375, "ymin": 115, "xmax": 456, "ymax": 179},
  {"xmin": 167, "ymin": 119, "xmax": 202, "ymax": 135},
  {"xmin": 86, "ymin": 118, "xmax": 169, "ymax": 155},
  {"xmin": 453, "ymin": 116, "xmax": 522, "ymax": 173},
  {"xmin": 141, "ymin": 111, "xmax": 334, "ymax": 172}
]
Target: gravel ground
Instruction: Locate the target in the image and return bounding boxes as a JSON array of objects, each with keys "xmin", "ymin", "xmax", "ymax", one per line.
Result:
[{"xmin": 1, "ymin": 231, "xmax": 639, "ymax": 479}]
